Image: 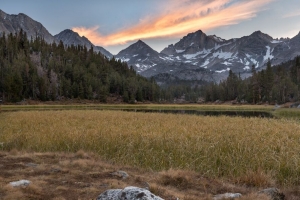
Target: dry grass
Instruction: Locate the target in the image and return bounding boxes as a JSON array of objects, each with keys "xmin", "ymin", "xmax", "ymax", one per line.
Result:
[
  {"xmin": 0, "ymin": 151, "xmax": 274, "ymax": 200},
  {"xmin": 0, "ymin": 110, "xmax": 300, "ymax": 188},
  {"xmin": 0, "ymin": 151, "xmax": 288, "ymax": 200}
]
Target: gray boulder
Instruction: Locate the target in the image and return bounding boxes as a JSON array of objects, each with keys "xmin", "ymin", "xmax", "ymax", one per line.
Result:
[
  {"xmin": 258, "ymin": 188, "xmax": 285, "ymax": 200},
  {"xmin": 97, "ymin": 186, "xmax": 163, "ymax": 200},
  {"xmin": 97, "ymin": 189, "xmax": 122, "ymax": 200},
  {"xmin": 10, "ymin": 180, "xmax": 31, "ymax": 187},
  {"xmin": 213, "ymin": 193, "xmax": 242, "ymax": 200}
]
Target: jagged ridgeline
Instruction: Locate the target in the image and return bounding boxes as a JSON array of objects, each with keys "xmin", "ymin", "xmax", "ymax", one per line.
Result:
[{"xmin": 0, "ymin": 30, "xmax": 160, "ymax": 102}]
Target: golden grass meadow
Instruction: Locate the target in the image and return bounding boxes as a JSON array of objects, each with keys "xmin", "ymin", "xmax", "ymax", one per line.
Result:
[{"xmin": 1, "ymin": 109, "xmax": 300, "ymax": 188}]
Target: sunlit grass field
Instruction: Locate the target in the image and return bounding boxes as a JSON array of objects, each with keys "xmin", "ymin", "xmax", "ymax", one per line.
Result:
[{"xmin": 0, "ymin": 109, "xmax": 300, "ymax": 186}]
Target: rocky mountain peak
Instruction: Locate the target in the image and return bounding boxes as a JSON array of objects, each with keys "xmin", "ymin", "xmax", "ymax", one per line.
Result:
[
  {"xmin": 250, "ymin": 30, "xmax": 273, "ymax": 41},
  {"xmin": 61, "ymin": 29, "xmax": 77, "ymax": 34},
  {"xmin": 0, "ymin": 10, "xmax": 55, "ymax": 43},
  {"xmin": 116, "ymin": 40, "xmax": 161, "ymax": 73},
  {"xmin": 0, "ymin": 9, "xmax": 6, "ymax": 17},
  {"xmin": 55, "ymin": 29, "xmax": 93, "ymax": 47},
  {"xmin": 134, "ymin": 40, "xmax": 151, "ymax": 49},
  {"xmin": 54, "ymin": 29, "xmax": 113, "ymax": 58},
  {"xmin": 161, "ymin": 29, "xmax": 221, "ymax": 55},
  {"xmin": 289, "ymin": 30, "xmax": 300, "ymax": 46},
  {"xmin": 118, "ymin": 40, "xmax": 158, "ymax": 55}
]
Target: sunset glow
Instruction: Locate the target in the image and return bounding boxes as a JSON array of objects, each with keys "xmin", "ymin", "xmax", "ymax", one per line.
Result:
[{"xmin": 72, "ymin": 0, "xmax": 274, "ymax": 46}]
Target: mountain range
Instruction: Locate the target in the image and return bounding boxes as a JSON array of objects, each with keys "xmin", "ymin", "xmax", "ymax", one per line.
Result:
[
  {"xmin": 116, "ymin": 30, "xmax": 300, "ymax": 83},
  {"xmin": 1, "ymin": 9, "xmax": 300, "ymax": 84}
]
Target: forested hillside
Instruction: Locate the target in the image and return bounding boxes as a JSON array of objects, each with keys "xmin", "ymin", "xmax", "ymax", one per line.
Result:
[
  {"xmin": 159, "ymin": 57, "xmax": 300, "ymax": 104},
  {"xmin": 0, "ymin": 30, "xmax": 160, "ymax": 103},
  {"xmin": 203, "ymin": 58, "xmax": 300, "ymax": 104}
]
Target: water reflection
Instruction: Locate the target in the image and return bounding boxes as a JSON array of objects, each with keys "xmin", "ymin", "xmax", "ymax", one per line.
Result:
[{"xmin": 123, "ymin": 109, "xmax": 273, "ymax": 118}]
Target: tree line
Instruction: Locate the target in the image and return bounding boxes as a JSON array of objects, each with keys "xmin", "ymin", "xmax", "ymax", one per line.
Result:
[
  {"xmin": 203, "ymin": 58, "xmax": 300, "ymax": 104},
  {"xmin": 0, "ymin": 30, "xmax": 160, "ymax": 103},
  {"xmin": 161, "ymin": 58, "xmax": 300, "ymax": 104}
]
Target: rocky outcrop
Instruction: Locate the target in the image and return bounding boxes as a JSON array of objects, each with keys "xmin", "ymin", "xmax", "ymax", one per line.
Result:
[
  {"xmin": 259, "ymin": 188, "xmax": 285, "ymax": 200},
  {"xmin": 97, "ymin": 186, "xmax": 163, "ymax": 200}
]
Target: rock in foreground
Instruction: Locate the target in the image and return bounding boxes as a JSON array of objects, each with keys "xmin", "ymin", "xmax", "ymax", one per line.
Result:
[
  {"xmin": 259, "ymin": 188, "xmax": 285, "ymax": 200},
  {"xmin": 9, "ymin": 180, "xmax": 31, "ymax": 187},
  {"xmin": 97, "ymin": 186, "xmax": 163, "ymax": 200},
  {"xmin": 213, "ymin": 193, "xmax": 242, "ymax": 200}
]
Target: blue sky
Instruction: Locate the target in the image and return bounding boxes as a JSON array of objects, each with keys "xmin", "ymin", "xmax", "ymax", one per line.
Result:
[{"xmin": 2, "ymin": 0, "xmax": 300, "ymax": 54}]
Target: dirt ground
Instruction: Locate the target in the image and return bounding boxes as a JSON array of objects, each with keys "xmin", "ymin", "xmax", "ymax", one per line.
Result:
[{"xmin": 0, "ymin": 151, "xmax": 299, "ymax": 200}]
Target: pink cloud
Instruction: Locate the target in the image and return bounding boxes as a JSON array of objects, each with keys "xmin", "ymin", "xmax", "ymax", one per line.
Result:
[{"xmin": 72, "ymin": 0, "xmax": 274, "ymax": 46}]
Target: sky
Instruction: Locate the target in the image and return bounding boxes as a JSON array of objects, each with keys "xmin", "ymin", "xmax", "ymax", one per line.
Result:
[{"xmin": 2, "ymin": 0, "xmax": 300, "ymax": 54}]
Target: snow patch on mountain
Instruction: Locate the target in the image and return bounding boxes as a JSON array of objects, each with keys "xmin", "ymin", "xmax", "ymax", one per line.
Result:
[
  {"xmin": 201, "ymin": 60, "xmax": 210, "ymax": 68},
  {"xmin": 215, "ymin": 68, "xmax": 230, "ymax": 73},
  {"xmin": 263, "ymin": 46, "xmax": 274, "ymax": 62},
  {"xmin": 183, "ymin": 49, "xmax": 212, "ymax": 59},
  {"xmin": 213, "ymin": 51, "xmax": 233, "ymax": 59},
  {"xmin": 271, "ymin": 40, "xmax": 282, "ymax": 44},
  {"xmin": 176, "ymin": 49, "xmax": 185, "ymax": 53},
  {"xmin": 243, "ymin": 66, "xmax": 250, "ymax": 70},
  {"xmin": 135, "ymin": 63, "xmax": 153, "ymax": 72},
  {"xmin": 222, "ymin": 61, "xmax": 232, "ymax": 66}
]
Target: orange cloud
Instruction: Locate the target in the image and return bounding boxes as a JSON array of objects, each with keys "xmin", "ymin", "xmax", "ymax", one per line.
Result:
[{"xmin": 72, "ymin": 0, "xmax": 274, "ymax": 46}]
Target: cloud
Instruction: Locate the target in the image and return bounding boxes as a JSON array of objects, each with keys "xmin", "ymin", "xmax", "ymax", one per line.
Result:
[
  {"xmin": 72, "ymin": 0, "xmax": 274, "ymax": 46},
  {"xmin": 283, "ymin": 12, "xmax": 300, "ymax": 18}
]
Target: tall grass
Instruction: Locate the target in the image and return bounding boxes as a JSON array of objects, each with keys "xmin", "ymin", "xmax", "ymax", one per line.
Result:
[
  {"xmin": 1, "ymin": 104, "xmax": 273, "ymax": 112},
  {"xmin": 0, "ymin": 110, "xmax": 300, "ymax": 185},
  {"xmin": 273, "ymin": 108, "xmax": 300, "ymax": 119}
]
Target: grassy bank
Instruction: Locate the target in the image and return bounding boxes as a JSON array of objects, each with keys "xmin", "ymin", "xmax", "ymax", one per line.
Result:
[
  {"xmin": 0, "ymin": 104, "xmax": 274, "ymax": 112},
  {"xmin": 273, "ymin": 108, "xmax": 300, "ymax": 119},
  {"xmin": 1, "ymin": 110, "xmax": 300, "ymax": 186}
]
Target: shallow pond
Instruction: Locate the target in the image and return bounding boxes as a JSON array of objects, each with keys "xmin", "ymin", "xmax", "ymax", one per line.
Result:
[{"xmin": 122, "ymin": 109, "xmax": 274, "ymax": 118}]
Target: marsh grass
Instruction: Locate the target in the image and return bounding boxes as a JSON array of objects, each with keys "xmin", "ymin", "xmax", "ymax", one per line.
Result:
[
  {"xmin": 0, "ymin": 104, "xmax": 273, "ymax": 112},
  {"xmin": 273, "ymin": 108, "xmax": 300, "ymax": 119},
  {"xmin": 1, "ymin": 110, "xmax": 300, "ymax": 186}
]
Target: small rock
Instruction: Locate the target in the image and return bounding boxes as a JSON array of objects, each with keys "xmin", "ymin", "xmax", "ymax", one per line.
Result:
[
  {"xmin": 10, "ymin": 180, "xmax": 31, "ymax": 187},
  {"xmin": 25, "ymin": 163, "xmax": 38, "ymax": 167},
  {"xmin": 258, "ymin": 188, "xmax": 285, "ymax": 200},
  {"xmin": 97, "ymin": 186, "xmax": 163, "ymax": 200},
  {"xmin": 213, "ymin": 193, "xmax": 242, "ymax": 200},
  {"xmin": 274, "ymin": 104, "xmax": 281, "ymax": 109},
  {"xmin": 111, "ymin": 170, "xmax": 129, "ymax": 179},
  {"xmin": 51, "ymin": 168, "xmax": 61, "ymax": 173}
]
